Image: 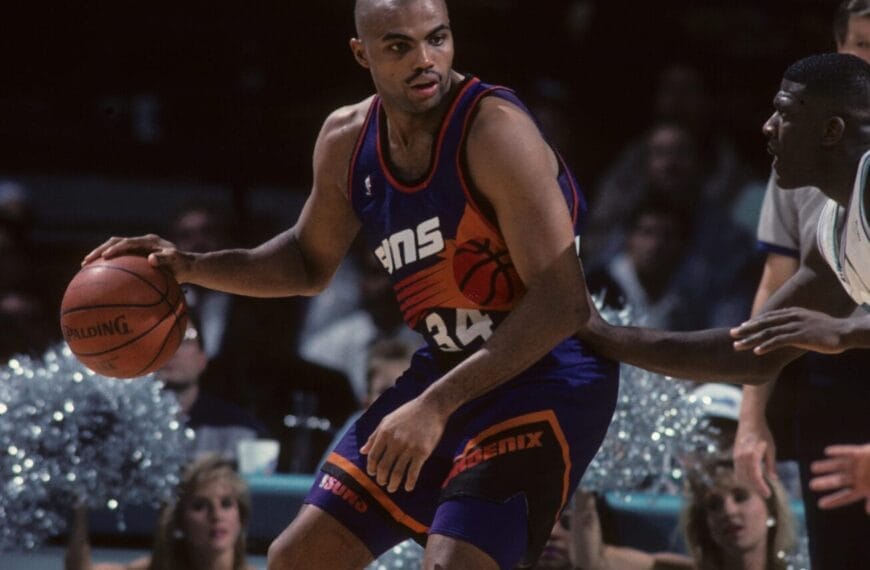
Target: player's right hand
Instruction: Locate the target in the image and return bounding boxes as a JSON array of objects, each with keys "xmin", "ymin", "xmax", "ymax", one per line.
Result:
[
  {"xmin": 82, "ymin": 234, "xmax": 195, "ymax": 282},
  {"xmin": 733, "ymin": 420, "xmax": 778, "ymax": 498}
]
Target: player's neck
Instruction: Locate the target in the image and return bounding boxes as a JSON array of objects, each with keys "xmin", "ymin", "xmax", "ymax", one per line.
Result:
[{"xmin": 821, "ymin": 155, "xmax": 860, "ymax": 207}]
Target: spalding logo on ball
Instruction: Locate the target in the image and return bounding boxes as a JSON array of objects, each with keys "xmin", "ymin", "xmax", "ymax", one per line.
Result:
[{"xmin": 60, "ymin": 255, "xmax": 188, "ymax": 378}]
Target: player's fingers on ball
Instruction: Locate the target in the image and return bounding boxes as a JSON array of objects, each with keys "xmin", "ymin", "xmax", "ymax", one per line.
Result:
[
  {"xmin": 83, "ymin": 237, "xmax": 123, "ymax": 264},
  {"xmin": 387, "ymin": 455, "xmax": 411, "ymax": 493}
]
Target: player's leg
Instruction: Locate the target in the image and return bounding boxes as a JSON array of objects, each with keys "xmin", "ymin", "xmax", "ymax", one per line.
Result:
[
  {"xmin": 427, "ymin": 356, "xmax": 619, "ymax": 569},
  {"xmin": 266, "ymin": 505, "xmax": 374, "ymax": 570},
  {"xmin": 424, "ymin": 534, "xmax": 499, "ymax": 569},
  {"xmin": 426, "ymin": 495, "xmax": 527, "ymax": 569}
]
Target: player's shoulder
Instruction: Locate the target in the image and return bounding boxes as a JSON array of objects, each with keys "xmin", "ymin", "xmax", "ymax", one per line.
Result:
[
  {"xmin": 466, "ymin": 94, "xmax": 540, "ymax": 153},
  {"xmin": 320, "ymin": 96, "xmax": 376, "ymax": 148}
]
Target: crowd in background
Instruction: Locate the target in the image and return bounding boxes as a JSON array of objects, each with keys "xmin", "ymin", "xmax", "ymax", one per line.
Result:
[{"xmin": 2, "ymin": 1, "xmax": 865, "ymax": 568}]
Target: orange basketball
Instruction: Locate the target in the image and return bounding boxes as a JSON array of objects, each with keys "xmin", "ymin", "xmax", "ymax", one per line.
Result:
[
  {"xmin": 452, "ymin": 238, "xmax": 523, "ymax": 307},
  {"xmin": 60, "ymin": 255, "xmax": 188, "ymax": 378}
]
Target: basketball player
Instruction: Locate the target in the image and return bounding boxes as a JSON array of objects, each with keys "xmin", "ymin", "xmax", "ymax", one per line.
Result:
[
  {"xmin": 579, "ymin": 53, "xmax": 870, "ymax": 382},
  {"xmin": 730, "ymin": 6, "xmax": 870, "ymax": 565},
  {"xmin": 83, "ymin": 0, "xmax": 619, "ymax": 568}
]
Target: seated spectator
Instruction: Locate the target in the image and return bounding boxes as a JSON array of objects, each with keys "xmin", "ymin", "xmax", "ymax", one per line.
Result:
[
  {"xmin": 0, "ymin": 289, "xmax": 55, "ymax": 360},
  {"xmin": 564, "ymin": 457, "xmax": 796, "ymax": 570},
  {"xmin": 362, "ymin": 337, "xmax": 417, "ymax": 408},
  {"xmin": 300, "ymin": 248, "xmax": 422, "ymax": 401},
  {"xmin": 156, "ymin": 318, "xmax": 270, "ymax": 462},
  {"xmin": 587, "ymin": 122, "xmax": 762, "ymax": 329},
  {"xmin": 168, "ymin": 200, "xmax": 306, "ymax": 417},
  {"xmin": 65, "ymin": 454, "xmax": 255, "ymax": 570},
  {"xmin": 586, "ymin": 197, "xmax": 695, "ymax": 330}
]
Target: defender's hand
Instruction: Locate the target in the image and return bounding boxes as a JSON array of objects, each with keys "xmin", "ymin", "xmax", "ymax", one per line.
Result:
[
  {"xmin": 360, "ymin": 398, "xmax": 448, "ymax": 493},
  {"xmin": 731, "ymin": 307, "xmax": 848, "ymax": 355},
  {"xmin": 810, "ymin": 444, "xmax": 870, "ymax": 513}
]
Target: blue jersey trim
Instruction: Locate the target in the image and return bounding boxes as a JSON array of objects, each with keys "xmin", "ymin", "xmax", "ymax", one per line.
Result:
[{"xmin": 756, "ymin": 241, "xmax": 800, "ymax": 259}]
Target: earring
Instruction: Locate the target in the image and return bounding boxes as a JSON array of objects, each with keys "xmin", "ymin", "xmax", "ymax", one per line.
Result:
[
  {"xmin": 172, "ymin": 528, "xmax": 185, "ymax": 540},
  {"xmin": 766, "ymin": 517, "xmax": 776, "ymax": 528}
]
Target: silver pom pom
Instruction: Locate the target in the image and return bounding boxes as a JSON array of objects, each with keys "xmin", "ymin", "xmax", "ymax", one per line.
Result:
[
  {"xmin": 0, "ymin": 344, "xmax": 193, "ymax": 551},
  {"xmin": 580, "ymin": 300, "xmax": 719, "ymax": 494},
  {"xmin": 367, "ymin": 539, "xmax": 424, "ymax": 569}
]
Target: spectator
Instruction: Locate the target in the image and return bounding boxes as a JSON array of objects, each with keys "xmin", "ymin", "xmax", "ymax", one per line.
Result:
[
  {"xmin": 0, "ymin": 289, "xmax": 55, "ymax": 360},
  {"xmin": 300, "ymin": 249, "xmax": 422, "ymax": 401},
  {"xmin": 156, "ymin": 318, "xmax": 270, "ymax": 462},
  {"xmin": 566, "ymin": 458, "xmax": 796, "ymax": 570},
  {"xmin": 168, "ymin": 200, "xmax": 305, "ymax": 417},
  {"xmin": 585, "ymin": 121, "xmax": 763, "ymax": 329},
  {"xmin": 65, "ymin": 454, "xmax": 256, "ymax": 570},
  {"xmin": 363, "ymin": 337, "xmax": 417, "ymax": 408},
  {"xmin": 586, "ymin": 197, "xmax": 695, "ymax": 330}
]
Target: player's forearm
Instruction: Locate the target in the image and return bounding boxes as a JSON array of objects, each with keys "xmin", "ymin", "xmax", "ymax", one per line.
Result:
[
  {"xmin": 739, "ymin": 380, "xmax": 777, "ymax": 425},
  {"xmin": 841, "ymin": 313, "xmax": 870, "ymax": 350},
  {"xmin": 422, "ymin": 250, "xmax": 589, "ymax": 414},
  {"xmin": 184, "ymin": 230, "xmax": 327, "ymax": 298},
  {"xmin": 576, "ymin": 320, "xmax": 795, "ymax": 385}
]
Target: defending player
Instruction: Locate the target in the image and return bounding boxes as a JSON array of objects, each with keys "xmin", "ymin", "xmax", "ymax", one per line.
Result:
[
  {"xmin": 579, "ymin": 54, "xmax": 870, "ymax": 384},
  {"xmin": 84, "ymin": 1, "xmax": 618, "ymax": 568}
]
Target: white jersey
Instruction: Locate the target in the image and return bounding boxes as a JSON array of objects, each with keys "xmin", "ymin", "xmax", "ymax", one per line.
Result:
[{"xmin": 817, "ymin": 150, "xmax": 870, "ymax": 306}]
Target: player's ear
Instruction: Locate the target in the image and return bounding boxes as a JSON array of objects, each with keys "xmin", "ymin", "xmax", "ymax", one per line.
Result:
[
  {"xmin": 350, "ymin": 38, "xmax": 370, "ymax": 69},
  {"xmin": 821, "ymin": 116, "xmax": 846, "ymax": 147}
]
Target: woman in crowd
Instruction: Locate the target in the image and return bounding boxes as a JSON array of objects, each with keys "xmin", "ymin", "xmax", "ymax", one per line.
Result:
[
  {"xmin": 66, "ymin": 454, "xmax": 256, "ymax": 570},
  {"xmin": 562, "ymin": 457, "xmax": 795, "ymax": 570}
]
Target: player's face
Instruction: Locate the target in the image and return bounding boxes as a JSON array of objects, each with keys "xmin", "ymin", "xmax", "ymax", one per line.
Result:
[
  {"xmin": 180, "ymin": 478, "xmax": 243, "ymax": 555},
  {"xmin": 704, "ymin": 476, "xmax": 770, "ymax": 555},
  {"xmin": 762, "ymin": 79, "xmax": 822, "ymax": 189},
  {"xmin": 838, "ymin": 15, "xmax": 870, "ymax": 63},
  {"xmin": 351, "ymin": 0, "xmax": 454, "ymax": 115}
]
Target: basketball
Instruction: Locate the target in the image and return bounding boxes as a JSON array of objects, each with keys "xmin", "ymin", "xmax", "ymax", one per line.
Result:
[
  {"xmin": 60, "ymin": 255, "xmax": 188, "ymax": 379},
  {"xmin": 452, "ymin": 238, "xmax": 523, "ymax": 306}
]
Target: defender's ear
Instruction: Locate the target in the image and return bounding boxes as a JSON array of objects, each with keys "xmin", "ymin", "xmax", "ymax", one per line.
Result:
[
  {"xmin": 350, "ymin": 38, "xmax": 370, "ymax": 69},
  {"xmin": 821, "ymin": 116, "xmax": 846, "ymax": 147}
]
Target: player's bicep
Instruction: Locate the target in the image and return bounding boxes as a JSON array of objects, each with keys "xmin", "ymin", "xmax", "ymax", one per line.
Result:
[
  {"xmin": 762, "ymin": 250, "xmax": 855, "ymax": 317},
  {"xmin": 465, "ymin": 102, "xmax": 576, "ymax": 286},
  {"xmin": 289, "ymin": 112, "xmax": 362, "ymax": 287}
]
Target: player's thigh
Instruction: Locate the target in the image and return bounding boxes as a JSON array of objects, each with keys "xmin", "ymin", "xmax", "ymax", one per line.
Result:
[
  {"xmin": 267, "ymin": 504, "xmax": 374, "ymax": 570},
  {"xmin": 424, "ymin": 534, "xmax": 499, "ymax": 570}
]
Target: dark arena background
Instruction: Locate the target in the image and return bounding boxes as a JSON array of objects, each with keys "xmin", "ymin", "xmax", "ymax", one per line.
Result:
[{"xmin": 0, "ymin": 1, "xmax": 857, "ymax": 569}]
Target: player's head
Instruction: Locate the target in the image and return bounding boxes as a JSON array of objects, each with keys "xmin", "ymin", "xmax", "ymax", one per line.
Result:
[
  {"xmin": 762, "ymin": 53, "xmax": 870, "ymax": 190},
  {"xmin": 350, "ymin": 0, "xmax": 454, "ymax": 114},
  {"xmin": 834, "ymin": 0, "xmax": 870, "ymax": 62}
]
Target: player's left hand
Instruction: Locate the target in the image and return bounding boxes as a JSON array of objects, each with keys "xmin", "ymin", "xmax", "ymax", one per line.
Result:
[
  {"xmin": 360, "ymin": 397, "xmax": 449, "ymax": 493},
  {"xmin": 730, "ymin": 307, "xmax": 849, "ymax": 355},
  {"xmin": 809, "ymin": 444, "xmax": 870, "ymax": 513}
]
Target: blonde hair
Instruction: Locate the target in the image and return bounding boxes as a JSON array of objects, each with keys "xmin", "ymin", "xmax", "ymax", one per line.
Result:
[
  {"xmin": 681, "ymin": 457, "xmax": 795, "ymax": 570},
  {"xmin": 149, "ymin": 454, "xmax": 251, "ymax": 570}
]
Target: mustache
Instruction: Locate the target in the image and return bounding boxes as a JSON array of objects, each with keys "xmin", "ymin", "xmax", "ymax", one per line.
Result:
[{"xmin": 405, "ymin": 69, "xmax": 441, "ymax": 84}]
